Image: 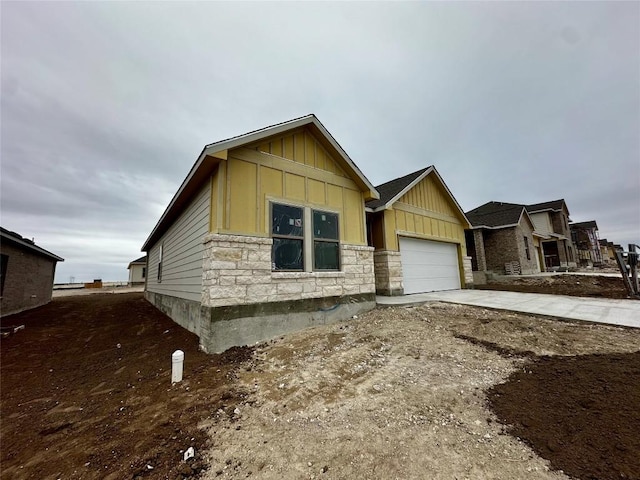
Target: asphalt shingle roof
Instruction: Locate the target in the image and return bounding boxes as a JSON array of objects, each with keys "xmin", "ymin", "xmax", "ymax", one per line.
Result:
[
  {"xmin": 525, "ymin": 199, "xmax": 566, "ymax": 213},
  {"xmin": 570, "ymin": 220, "xmax": 598, "ymax": 230},
  {"xmin": 365, "ymin": 167, "xmax": 430, "ymax": 210},
  {"xmin": 465, "ymin": 202, "xmax": 525, "ymax": 228}
]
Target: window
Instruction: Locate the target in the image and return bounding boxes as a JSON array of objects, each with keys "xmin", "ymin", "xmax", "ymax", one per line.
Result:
[
  {"xmin": 524, "ymin": 236, "xmax": 531, "ymax": 260},
  {"xmin": 142, "ymin": 267, "xmax": 146, "ymax": 279},
  {"xmin": 271, "ymin": 202, "xmax": 340, "ymax": 272},
  {"xmin": 313, "ymin": 210, "xmax": 339, "ymax": 270},
  {"xmin": 271, "ymin": 203, "xmax": 304, "ymax": 270},
  {"xmin": 0, "ymin": 254, "xmax": 8, "ymax": 295},
  {"xmin": 157, "ymin": 244, "xmax": 163, "ymax": 282}
]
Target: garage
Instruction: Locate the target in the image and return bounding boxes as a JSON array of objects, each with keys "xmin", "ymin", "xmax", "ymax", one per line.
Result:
[{"xmin": 399, "ymin": 237, "xmax": 461, "ymax": 294}]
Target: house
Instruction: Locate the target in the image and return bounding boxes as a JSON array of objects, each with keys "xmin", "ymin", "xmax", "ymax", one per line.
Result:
[
  {"xmin": 525, "ymin": 199, "xmax": 577, "ymax": 270},
  {"xmin": 599, "ymin": 239, "xmax": 617, "ymax": 265},
  {"xmin": 127, "ymin": 256, "xmax": 147, "ymax": 286},
  {"xmin": 0, "ymin": 227, "xmax": 64, "ymax": 317},
  {"xmin": 464, "ymin": 202, "xmax": 543, "ymax": 281},
  {"xmin": 141, "ymin": 115, "xmax": 380, "ymax": 353},
  {"xmin": 570, "ymin": 221, "xmax": 602, "ymax": 267},
  {"xmin": 365, "ymin": 167, "xmax": 472, "ymax": 296}
]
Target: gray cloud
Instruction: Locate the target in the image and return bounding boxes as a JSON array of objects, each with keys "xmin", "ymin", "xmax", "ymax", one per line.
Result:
[{"xmin": 2, "ymin": 1, "xmax": 638, "ymax": 282}]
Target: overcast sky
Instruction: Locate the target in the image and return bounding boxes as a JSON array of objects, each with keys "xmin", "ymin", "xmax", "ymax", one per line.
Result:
[{"xmin": 2, "ymin": 1, "xmax": 638, "ymax": 283}]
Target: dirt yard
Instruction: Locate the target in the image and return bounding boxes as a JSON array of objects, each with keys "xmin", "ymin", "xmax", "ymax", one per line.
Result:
[
  {"xmin": 1, "ymin": 293, "xmax": 639, "ymax": 480},
  {"xmin": 476, "ymin": 274, "xmax": 630, "ymax": 299}
]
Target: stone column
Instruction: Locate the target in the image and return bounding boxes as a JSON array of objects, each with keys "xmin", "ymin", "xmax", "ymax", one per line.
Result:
[{"xmin": 373, "ymin": 250, "xmax": 403, "ymax": 296}]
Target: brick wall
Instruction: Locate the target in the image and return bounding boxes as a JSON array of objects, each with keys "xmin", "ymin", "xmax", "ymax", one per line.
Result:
[
  {"xmin": 482, "ymin": 227, "xmax": 521, "ymax": 273},
  {"xmin": 202, "ymin": 234, "xmax": 375, "ymax": 307},
  {"xmin": 1, "ymin": 243, "xmax": 57, "ymax": 317},
  {"xmin": 514, "ymin": 223, "xmax": 540, "ymax": 274}
]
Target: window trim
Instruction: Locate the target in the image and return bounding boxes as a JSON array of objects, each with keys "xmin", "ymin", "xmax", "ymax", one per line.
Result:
[{"xmin": 523, "ymin": 236, "xmax": 531, "ymax": 261}]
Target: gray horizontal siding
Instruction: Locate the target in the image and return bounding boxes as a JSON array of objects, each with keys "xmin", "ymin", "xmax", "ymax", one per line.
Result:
[{"xmin": 146, "ymin": 181, "xmax": 210, "ymax": 302}]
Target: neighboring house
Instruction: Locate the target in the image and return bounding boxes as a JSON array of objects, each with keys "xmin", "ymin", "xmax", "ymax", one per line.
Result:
[
  {"xmin": 599, "ymin": 239, "xmax": 617, "ymax": 265},
  {"xmin": 0, "ymin": 227, "xmax": 64, "ymax": 317},
  {"xmin": 142, "ymin": 115, "xmax": 380, "ymax": 353},
  {"xmin": 365, "ymin": 167, "xmax": 472, "ymax": 295},
  {"xmin": 127, "ymin": 256, "xmax": 147, "ymax": 286},
  {"xmin": 525, "ymin": 200, "xmax": 577, "ymax": 270},
  {"xmin": 464, "ymin": 202, "xmax": 542, "ymax": 280},
  {"xmin": 570, "ymin": 221, "xmax": 602, "ymax": 267}
]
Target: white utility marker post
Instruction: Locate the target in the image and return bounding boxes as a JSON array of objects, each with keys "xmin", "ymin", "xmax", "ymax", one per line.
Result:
[{"xmin": 172, "ymin": 350, "xmax": 184, "ymax": 383}]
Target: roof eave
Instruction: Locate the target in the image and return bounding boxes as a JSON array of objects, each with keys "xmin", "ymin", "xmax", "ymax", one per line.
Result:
[
  {"xmin": 469, "ymin": 223, "xmax": 520, "ymax": 230},
  {"xmin": 0, "ymin": 232, "xmax": 64, "ymax": 262},
  {"xmin": 142, "ymin": 115, "xmax": 379, "ymax": 251},
  {"xmin": 378, "ymin": 166, "xmax": 470, "ymax": 228}
]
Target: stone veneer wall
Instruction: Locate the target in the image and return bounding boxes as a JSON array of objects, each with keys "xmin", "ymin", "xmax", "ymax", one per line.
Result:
[
  {"xmin": 199, "ymin": 234, "xmax": 376, "ymax": 353},
  {"xmin": 373, "ymin": 250, "xmax": 403, "ymax": 296},
  {"xmin": 462, "ymin": 256, "xmax": 473, "ymax": 287},
  {"xmin": 201, "ymin": 234, "xmax": 375, "ymax": 306}
]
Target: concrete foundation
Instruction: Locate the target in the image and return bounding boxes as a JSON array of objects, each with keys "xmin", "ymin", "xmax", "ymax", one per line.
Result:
[
  {"xmin": 199, "ymin": 293, "xmax": 376, "ymax": 353},
  {"xmin": 145, "ymin": 291, "xmax": 205, "ymax": 337}
]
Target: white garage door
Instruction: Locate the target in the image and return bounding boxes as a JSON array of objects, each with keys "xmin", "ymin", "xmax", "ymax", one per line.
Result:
[{"xmin": 399, "ymin": 237, "xmax": 460, "ymax": 294}]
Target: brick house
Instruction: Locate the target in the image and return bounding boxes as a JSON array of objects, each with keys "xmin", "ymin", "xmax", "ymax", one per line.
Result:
[
  {"xmin": 0, "ymin": 227, "xmax": 64, "ymax": 317},
  {"xmin": 366, "ymin": 167, "xmax": 472, "ymax": 296},
  {"xmin": 570, "ymin": 221, "xmax": 603, "ymax": 267},
  {"xmin": 526, "ymin": 200, "xmax": 577, "ymax": 270},
  {"xmin": 464, "ymin": 202, "xmax": 542, "ymax": 281},
  {"xmin": 142, "ymin": 115, "xmax": 380, "ymax": 353}
]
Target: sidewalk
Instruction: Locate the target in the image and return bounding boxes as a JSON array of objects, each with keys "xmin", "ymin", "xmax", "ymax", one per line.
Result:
[{"xmin": 377, "ymin": 290, "xmax": 640, "ymax": 329}]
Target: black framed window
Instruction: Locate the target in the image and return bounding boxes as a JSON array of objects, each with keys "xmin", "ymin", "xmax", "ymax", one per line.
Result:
[
  {"xmin": 524, "ymin": 236, "xmax": 531, "ymax": 260},
  {"xmin": 271, "ymin": 203, "xmax": 304, "ymax": 270},
  {"xmin": 313, "ymin": 210, "xmax": 339, "ymax": 270},
  {"xmin": 157, "ymin": 244, "xmax": 163, "ymax": 282},
  {"xmin": 270, "ymin": 203, "xmax": 341, "ymax": 272}
]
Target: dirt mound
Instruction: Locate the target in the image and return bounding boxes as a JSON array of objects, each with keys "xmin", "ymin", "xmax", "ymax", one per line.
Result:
[
  {"xmin": 488, "ymin": 352, "xmax": 640, "ymax": 480},
  {"xmin": 0, "ymin": 293, "xmax": 254, "ymax": 479},
  {"xmin": 477, "ymin": 274, "xmax": 629, "ymax": 299},
  {"xmin": 3, "ymin": 295, "xmax": 639, "ymax": 479}
]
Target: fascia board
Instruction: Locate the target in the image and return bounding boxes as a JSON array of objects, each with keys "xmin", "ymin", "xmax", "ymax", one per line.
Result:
[
  {"xmin": 202, "ymin": 115, "xmax": 379, "ymax": 199},
  {"xmin": 469, "ymin": 223, "xmax": 519, "ymax": 230},
  {"xmin": 142, "ymin": 115, "xmax": 379, "ymax": 251},
  {"xmin": 381, "ymin": 166, "xmax": 434, "ymax": 210}
]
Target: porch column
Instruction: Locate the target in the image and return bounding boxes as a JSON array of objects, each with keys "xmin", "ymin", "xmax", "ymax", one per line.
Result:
[{"xmin": 473, "ymin": 230, "xmax": 487, "ymax": 271}]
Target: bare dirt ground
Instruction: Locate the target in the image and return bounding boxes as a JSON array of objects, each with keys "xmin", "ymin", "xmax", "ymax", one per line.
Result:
[
  {"xmin": 1, "ymin": 293, "xmax": 639, "ymax": 480},
  {"xmin": 476, "ymin": 274, "xmax": 630, "ymax": 299}
]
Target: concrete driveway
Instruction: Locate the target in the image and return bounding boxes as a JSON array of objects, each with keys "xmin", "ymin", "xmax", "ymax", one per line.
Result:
[{"xmin": 377, "ymin": 289, "xmax": 640, "ymax": 329}]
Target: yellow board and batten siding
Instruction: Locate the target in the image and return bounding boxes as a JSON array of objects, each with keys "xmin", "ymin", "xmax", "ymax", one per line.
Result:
[
  {"xmin": 208, "ymin": 128, "xmax": 367, "ymax": 245},
  {"xmin": 383, "ymin": 173, "xmax": 468, "ymax": 255}
]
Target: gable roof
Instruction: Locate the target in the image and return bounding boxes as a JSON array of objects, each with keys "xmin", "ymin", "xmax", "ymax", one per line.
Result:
[
  {"xmin": 0, "ymin": 227, "xmax": 64, "ymax": 262},
  {"xmin": 142, "ymin": 115, "xmax": 379, "ymax": 251},
  {"xmin": 365, "ymin": 168, "xmax": 429, "ymax": 210},
  {"xmin": 465, "ymin": 201, "xmax": 530, "ymax": 229},
  {"xmin": 128, "ymin": 256, "xmax": 147, "ymax": 269},
  {"xmin": 365, "ymin": 167, "xmax": 469, "ymax": 227},
  {"xmin": 526, "ymin": 199, "xmax": 569, "ymax": 215},
  {"xmin": 570, "ymin": 220, "xmax": 598, "ymax": 230}
]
